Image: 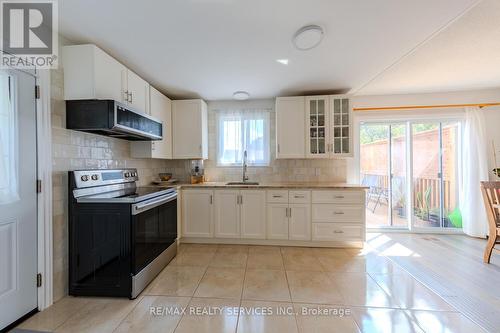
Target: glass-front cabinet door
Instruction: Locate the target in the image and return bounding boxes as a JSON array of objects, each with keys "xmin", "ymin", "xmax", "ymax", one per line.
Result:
[
  {"xmin": 306, "ymin": 96, "xmax": 329, "ymax": 158},
  {"xmin": 330, "ymin": 96, "xmax": 352, "ymax": 156}
]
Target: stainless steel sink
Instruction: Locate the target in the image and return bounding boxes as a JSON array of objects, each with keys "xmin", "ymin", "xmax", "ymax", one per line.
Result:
[{"xmin": 225, "ymin": 181, "xmax": 260, "ymax": 186}]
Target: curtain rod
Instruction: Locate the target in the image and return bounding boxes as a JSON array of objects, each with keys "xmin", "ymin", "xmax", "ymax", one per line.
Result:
[{"xmin": 353, "ymin": 102, "xmax": 500, "ymax": 112}]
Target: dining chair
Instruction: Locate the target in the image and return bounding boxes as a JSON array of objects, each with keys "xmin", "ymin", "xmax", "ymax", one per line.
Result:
[{"xmin": 480, "ymin": 181, "xmax": 500, "ymax": 263}]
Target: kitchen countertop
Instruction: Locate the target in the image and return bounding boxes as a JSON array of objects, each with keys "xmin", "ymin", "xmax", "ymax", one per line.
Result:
[{"xmin": 154, "ymin": 182, "xmax": 369, "ymax": 190}]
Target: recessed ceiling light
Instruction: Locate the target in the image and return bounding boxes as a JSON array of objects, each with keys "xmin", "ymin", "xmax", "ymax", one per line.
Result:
[
  {"xmin": 233, "ymin": 91, "xmax": 250, "ymax": 100},
  {"xmin": 276, "ymin": 59, "xmax": 289, "ymax": 65},
  {"xmin": 292, "ymin": 25, "xmax": 324, "ymax": 51}
]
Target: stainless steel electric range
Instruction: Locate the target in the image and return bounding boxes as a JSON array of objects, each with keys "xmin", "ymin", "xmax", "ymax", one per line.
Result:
[{"xmin": 68, "ymin": 169, "xmax": 177, "ymax": 299}]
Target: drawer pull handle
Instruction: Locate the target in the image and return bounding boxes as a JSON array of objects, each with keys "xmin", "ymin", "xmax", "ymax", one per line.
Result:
[
  {"xmin": 294, "ymin": 195, "xmax": 305, "ymax": 198},
  {"xmin": 333, "ymin": 230, "xmax": 344, "ymax": 234},
  {"xmin": 273, "ymin": 195, "xmax": 283, "ymax": 198},
  {"xmin": 334, "ymin": 195, "xmax": 345, "ymax": 199},
  {"xmin": 333, "ymin": 212, "xmax": 345, "ymax": 215}
]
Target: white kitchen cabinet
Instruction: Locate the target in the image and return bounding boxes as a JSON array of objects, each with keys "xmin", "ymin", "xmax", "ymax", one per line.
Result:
[
  {"xmin": 266, "ymin": 190, "xmax": 311, "ymax": 241},
  {"xmin": 125, "ymin": 69, "xmax": 150, "ymax": 114},
  {"xmin": 329, "ymin": 96, "xmax": 353, "ymax": 156},
  {"xmin": 276, "ymin": 97, "xmax": 305, "ymax": 158},
  {"xmin": 172, "ymin": 99, "xmax": 208, "ymax": 159},
  {"xmin": 266, "ymin": 204, "xmax": 289, "ymax": 240},
  {"xmin": 306, "ymin": 96, "xmax": 330, "ymax": 158},
  {"xmin": 289, "ymin": 204, "xmax": 311, "ymax": 240},
  {"xmin": 130, "ymin": 86, "xmax": 172, "ymax": 159},
  {"xmin": 62, "ymin": 44, "xmax": 151, "ymax": 114},
  {"xmin": 213, "ymin": 189, "xmax": 266, "ymax": 239},
  {"xmin": 182, "ymin": 190, "xmax": 213, "ymax": 238},
  {"xmin": 63, "ymin": 44, "xmax": 126, "ymax": 102},
  {"xmin": 240, "ymin": 190, "xmax": 266, "ymax": 239},
  {"xmin": 214, "ymin": 190, "xmax": 240, "ymax": 238}
]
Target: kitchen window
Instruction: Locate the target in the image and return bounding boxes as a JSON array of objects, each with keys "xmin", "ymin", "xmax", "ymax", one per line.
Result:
[{"xmin": 216, "ymin": 109, "xmax": 270, "ymax": 166}]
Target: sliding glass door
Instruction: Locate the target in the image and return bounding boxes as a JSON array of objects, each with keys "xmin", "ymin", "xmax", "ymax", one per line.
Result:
[
  {"xmin": 360, "ymin": 123, "xmax": 407, "ymax": 228},
  {"xmin": 360, "ymin": 120, "xmax": 462, "ymax": 231},
  {"xmin": 411, "ymin": 122, "xmax": 461, "ymax": 229}
]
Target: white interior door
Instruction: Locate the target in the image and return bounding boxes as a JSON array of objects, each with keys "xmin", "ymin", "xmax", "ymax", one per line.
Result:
[{"xmin": 0, "ymin": 69, "xmax": 38, "ymax": 329}]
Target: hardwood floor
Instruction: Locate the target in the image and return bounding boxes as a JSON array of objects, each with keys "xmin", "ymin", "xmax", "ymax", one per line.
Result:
[{"xmin": 365, "ymin": 233, "xmax": 500, "ymax": 332}]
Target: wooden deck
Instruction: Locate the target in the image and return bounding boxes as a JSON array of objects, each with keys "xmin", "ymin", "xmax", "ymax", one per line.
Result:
[{"xmin": 366, "ymin": 233, "xmax": 500, "ymax": 332}]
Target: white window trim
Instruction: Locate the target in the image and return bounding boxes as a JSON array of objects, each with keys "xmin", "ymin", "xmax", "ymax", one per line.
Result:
[{"xmin": 215, "ymin": 109, "xmax": 271, "ymax": 167}]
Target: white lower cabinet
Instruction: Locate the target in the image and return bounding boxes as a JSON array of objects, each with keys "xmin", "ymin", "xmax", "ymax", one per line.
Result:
[
  {"xmin": 267, "ymin": 204, "xmax": 289, "ymax": 240},
  {"xmin": 289, "ymin": 204, "xmax": 311, "ymax": 240},
  {"xmin": 240, "ymin": 190, "xmax": 266, "ymax": 239},
  {"xmin": 266, "ymin": 191, "xmax": 312, "ymax": 241},
  {"xmin": 312, "ymin": 223, "xmax": 364, "ymax": 241},
  {"xmin": 182, "ymin": 190, "xmax": 213, "ymax": 238},
  {"xmin": 213, "ymin": 189, "xmax": 266, "ymax": 239},
  {"xmin": 214, "ymin": 190, "xmax": 240, "ymax": 238},
  {"xmin": 182, "ymin": 188, "xmax": 365, "ymax": 246}
]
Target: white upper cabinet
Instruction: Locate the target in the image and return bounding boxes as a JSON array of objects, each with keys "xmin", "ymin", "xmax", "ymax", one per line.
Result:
[
  {"xmin": 130, "ymin": 86, "xmax": 172, "ymax": 159},
  {"xmin": 306, "ymin": 96, "xmax": 330, "ymax": 158},
  {"xmin": 276, "ymin": 96, "xmax": 305, "ymax": 159},
  {"xmin": 124, "ymin": 69, "xmax": 150, "ymax": 114},
  {"xmin": 306, "ymin": 95, "xmax": 353, "ymax": 158},
  {"xmin": 63, "ymin": 44, "xmax": 126, "ymax": 102},
  {"xmin": 329, "ymin": 96, "xmax": 353, "ymax": 156},
  {"xmin": 62, "ymin": 44, "xmax": 150, "ymax": 114},
  {"xmin": 172, "ymin": 99, "xmax": 208, "ymax": 159}
]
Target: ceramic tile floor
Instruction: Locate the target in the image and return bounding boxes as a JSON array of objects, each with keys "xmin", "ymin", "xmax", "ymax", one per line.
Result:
[{"xmin": 16, "ymin": 243, "xmax": 486, "ymax": 333}]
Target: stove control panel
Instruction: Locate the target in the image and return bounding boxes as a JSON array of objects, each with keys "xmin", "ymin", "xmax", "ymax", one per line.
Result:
[{"xmin": 73, "ymin": 169, "xmax": 139, "ymax": 188}]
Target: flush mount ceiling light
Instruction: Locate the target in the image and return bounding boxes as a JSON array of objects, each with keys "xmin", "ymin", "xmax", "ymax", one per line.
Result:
[
  {"xmin": 233, "ymin": 91, "xmax": 250, "ymax": 100},
  {"xmin": 292, "ymin": 25, "xmax": 324, "ymax": 50},
  {"xmin": 276, "ymin": 59, "xmax": 289, "ymax": 65}
]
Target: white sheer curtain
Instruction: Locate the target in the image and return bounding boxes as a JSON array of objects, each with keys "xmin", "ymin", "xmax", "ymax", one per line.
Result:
[
  {"xmin": 460, "ymin": 106, "xmax": 489, "ymax": 237},
  {"xmin": 0, "ymin": 73, "xmax": 19, "ymax": 204},
  {"xmin": 216, "ymin": 109, "xmax": 270, "ymax": 166}
]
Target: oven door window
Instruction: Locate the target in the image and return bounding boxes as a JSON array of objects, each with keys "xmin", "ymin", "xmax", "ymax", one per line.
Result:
[{"xmin": 132, "ymin": 198, "xmax": 177, "ymax": 274}]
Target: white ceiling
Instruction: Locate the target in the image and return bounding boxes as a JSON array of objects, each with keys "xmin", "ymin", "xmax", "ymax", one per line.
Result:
[
  {"xmin": 59, "ymin": 0, "xmax": 488, "ymax": 100},
  {"xmin": 357, "ymin": 0, "xmax": 500, "ymax": 95}
]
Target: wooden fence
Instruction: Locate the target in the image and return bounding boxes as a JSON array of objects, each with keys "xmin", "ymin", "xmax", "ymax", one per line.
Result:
[{"xmin": 362, "ymin": 173, "xmax": 454, "ymax": 212}]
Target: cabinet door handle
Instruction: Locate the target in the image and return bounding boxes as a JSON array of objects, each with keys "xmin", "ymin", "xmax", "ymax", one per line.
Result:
[
  {"xmin": 277, "ymin": 144, "xmax": 280, "ymax": 153},
  {"xmin": 333, "ymin": 230, "xmax": 344, "ymax": 234},
  {"xmin": 334, "ymin": 195, "xmax": 345, "ymax": 199},
  {"xmin": 240, "ymin": 195, "xmax": 243, "ymax": 205},
  {"xmin": 333, "ymin": 211, "xmax": 345, "ymax": 215},
  {"xmin": 124, "ymin": 90, "xmax": 129, "ymax": 102},
  {"xmin": 289, "ymin": 207, "xmax": 292, "ymax": 217},
  {"xmin": 210, "ymin": 194, "xmax": 213, "ymax": 205},
  {"xmin": 129, "ymin": 92, "xmax": 133, "ymax": 103},
  {"xmin": 273, "ymin": 195, "xmax": 282, "ymax": 198}
]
